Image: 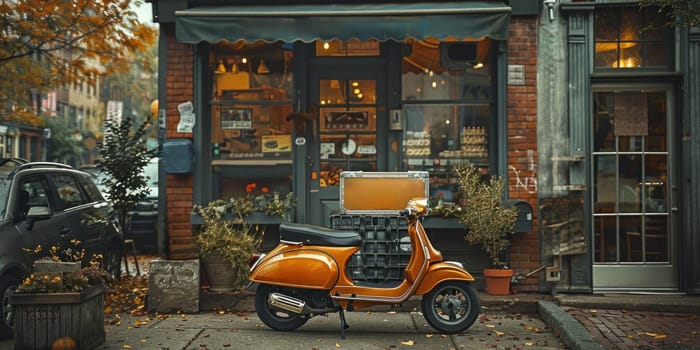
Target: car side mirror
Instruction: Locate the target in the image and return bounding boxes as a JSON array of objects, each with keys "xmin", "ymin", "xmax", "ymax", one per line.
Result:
[{"xmin": 25, "ymin": 206, "xmax": 51, "ymax": 230}]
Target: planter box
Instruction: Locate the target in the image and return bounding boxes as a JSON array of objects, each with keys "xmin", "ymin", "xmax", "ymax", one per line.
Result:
[{"xmin": 10, "ymin": 285, "xmax": 105, "ymax": 350}]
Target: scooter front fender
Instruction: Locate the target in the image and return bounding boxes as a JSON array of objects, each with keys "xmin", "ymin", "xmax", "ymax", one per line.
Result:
[
  {"xmin": 249, "ymin": 248, "xmax": 339, "ymax": 290},
  {"xmin": 415, "ymin": 262, "xmax": 476, "ymax": 295}
]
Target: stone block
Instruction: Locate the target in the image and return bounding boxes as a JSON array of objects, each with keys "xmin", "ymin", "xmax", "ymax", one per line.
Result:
[{"xmin": 147, "ymin": 259, "xmax": 199, "ymax": 313}]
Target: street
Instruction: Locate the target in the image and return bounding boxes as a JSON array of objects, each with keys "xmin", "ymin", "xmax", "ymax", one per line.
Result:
[{"xmin": 92, "ymin": 310, "xmax": 566, "ymax": 350}]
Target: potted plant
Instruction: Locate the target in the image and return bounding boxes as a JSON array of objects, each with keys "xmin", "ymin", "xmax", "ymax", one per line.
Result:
[
  {"xmin": 193, "ymin": 199, "xmax": 262, "ymax": 293},
  {"xmin": 453, "ymin": 163, "xmax": 517, "ymax": 295},
  {"xmin": 11, "ymin": 241, "xmax": 111, "ymax": 349}
]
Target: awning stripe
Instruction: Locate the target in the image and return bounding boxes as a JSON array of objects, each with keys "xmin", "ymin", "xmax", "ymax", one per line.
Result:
[{"xmin": 176, "ymin": 1, "xmax": 511, "ymax": 44}]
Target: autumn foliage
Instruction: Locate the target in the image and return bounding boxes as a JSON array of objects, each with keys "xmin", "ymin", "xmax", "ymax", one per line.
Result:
[{"xmin": 0, "ymin": 0, "xmax": 157, "ymax": 124}]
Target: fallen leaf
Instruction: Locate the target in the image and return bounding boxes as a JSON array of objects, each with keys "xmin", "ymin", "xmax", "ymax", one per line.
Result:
[
  {"xmin": 425, "ymin": 334, "xmax": 433, "ymax": 338},
  {"xmin": 336, "ymin": 343, "xmax": 342, "ymax": 347},
  {"xmin": 122, "ymin": 345, "xmax": 132, "ymax": 349},
  {"xmin": 485, "ymin": 324, "xmax": 496, "ymax": 328},
  {"xmin": 494, "ymin": 330, "xmax": 505, "ymax": 336},
  {"xmin": 139, "ymin": 339, "xmax": 147, "ymax": 343},
  {"xmin": 400, "ymin": 340, "xmax": 415, "ymax": 346},
  {"xmin": 524, "ymin": 342, "xmax": 534, "ymax": 346}
]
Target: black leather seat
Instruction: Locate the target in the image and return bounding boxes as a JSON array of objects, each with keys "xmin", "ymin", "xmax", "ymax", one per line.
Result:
[{"xmin": 280, "ymin": 222, "xmax": 361, "ymax": 247}]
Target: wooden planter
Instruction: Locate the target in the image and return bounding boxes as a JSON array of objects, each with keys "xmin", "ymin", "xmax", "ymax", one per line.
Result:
[{"xmin": 10, "ymin": 285, "xmax": 105, "ymax": 350}]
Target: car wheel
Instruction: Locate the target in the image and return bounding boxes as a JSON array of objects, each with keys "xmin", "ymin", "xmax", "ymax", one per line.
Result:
[{"xmin": 0, "ymin": 274, "xmax": 19, "ymax": 339}]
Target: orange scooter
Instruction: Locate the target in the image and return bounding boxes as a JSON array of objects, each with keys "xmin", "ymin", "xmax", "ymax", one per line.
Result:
[{"xmin": 248, "ymin": 198, "xmax": 480, "ymax": 337}]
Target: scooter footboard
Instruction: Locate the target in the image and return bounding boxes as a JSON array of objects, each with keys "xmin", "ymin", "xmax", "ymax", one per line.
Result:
[
  {"xmin": 249, "ymin": 249, "xmax": 340, "ymax": 289},
  {"xmin": 415, "ymin": 262, "xmax": 475, "ymax": 295}
]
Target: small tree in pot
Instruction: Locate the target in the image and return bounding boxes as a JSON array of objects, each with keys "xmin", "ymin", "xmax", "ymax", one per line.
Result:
[{"xmin": 453, "ymin": 162, "xmax": 517, "ymax": 295}]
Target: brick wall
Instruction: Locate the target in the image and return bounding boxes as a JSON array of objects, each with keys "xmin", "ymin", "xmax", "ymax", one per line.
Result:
[
  {"xmin": 506, "ymin": 17, "xmax": 540, "ymax": 291},
  {"xmin": 165, "ymin": 34, "xmax": 196, "ymax": 259}
]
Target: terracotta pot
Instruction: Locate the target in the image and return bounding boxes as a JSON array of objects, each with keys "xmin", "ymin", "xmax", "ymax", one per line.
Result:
[{"xmin": 483, "ymin": 268, "xmax": 513, "ymax": 295}]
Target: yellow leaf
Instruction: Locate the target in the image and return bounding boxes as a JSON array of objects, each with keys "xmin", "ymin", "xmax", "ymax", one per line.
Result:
[
  {"xmin": 494, "ymin": 330, "xmax": 505, "ymax": 336},
  {"xmin": 425, "ymin": 334, "xmax": 434, "ymax": 338},
  {"xmin": 524, "ymin": 342, "xmax": 534, "ymax": 346},
  {"xmin": 336, "ymin": 343, "xmax": 342, "ymax": 347},
  {"xmin": 122, "ymin": 345, "xmax": 132, "ymax": 349},
  {"xmin": 400, "ymin": 340, "xmax": 415, "ymax": 346},
  {"xmin": 485, "ymin": 324, "xmax": 496, "ymax": 328}
]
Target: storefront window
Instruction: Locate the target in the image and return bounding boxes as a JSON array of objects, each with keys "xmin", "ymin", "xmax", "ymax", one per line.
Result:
[
  {"xmin": 210, "ymin": 42, "xmax": 295, "ymax": 201},
  {"xmin": 401, "ymin": 38, "xmax": 494, "ymax": 203},
  {"xmin": 210, "ymin": 42, "xmax": 294, "ymax": 160},
  {"xmin": 594, "ymin": 6, "xmax": 672, "ymax": 69}
]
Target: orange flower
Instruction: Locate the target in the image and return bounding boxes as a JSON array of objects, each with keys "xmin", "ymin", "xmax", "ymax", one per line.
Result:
[
  {"xmin": 261, "ymin": 187, "xmax": 269, "ymax": 194},
  {"xmin": 246, "ymin": 183, "xmax": 257, "ymax": 193}
]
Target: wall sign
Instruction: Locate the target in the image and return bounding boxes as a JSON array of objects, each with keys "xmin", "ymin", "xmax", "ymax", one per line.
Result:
[{"xmin": 507, "ymin": 65, "xmax": 525, "ymax": 86}]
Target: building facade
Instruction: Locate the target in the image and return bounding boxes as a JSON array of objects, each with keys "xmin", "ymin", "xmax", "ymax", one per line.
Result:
[{"xmin": 151, "ymin": 0, "xmax": 700, "ymax": 294}]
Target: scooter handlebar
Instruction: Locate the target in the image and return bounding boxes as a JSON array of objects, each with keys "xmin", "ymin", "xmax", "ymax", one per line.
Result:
[{"xmin": 399, "ymin": 208, "xmax": 411, "ymax": 217}]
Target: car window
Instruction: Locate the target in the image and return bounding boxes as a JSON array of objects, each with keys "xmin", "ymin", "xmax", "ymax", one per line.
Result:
[
  {"xmin": 17, "ymin": 176, "xmax": 52, "ymax": 220},
  {"xmin": 53, "ymin": 174, "xmax": 88, "ymax": 209},
  {"xmin": 80, "ymin": 173, "xmax": 104, "ymax": 202}
]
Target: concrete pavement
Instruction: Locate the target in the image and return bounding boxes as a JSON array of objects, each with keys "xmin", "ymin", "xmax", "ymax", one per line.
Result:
[
  {"xmin": 2, "ymin": 290, "xmax": 699, "ymax": 349},
  {"xmin": 96, "ymin": 308, "xmax": 566, "ymax": 350}
]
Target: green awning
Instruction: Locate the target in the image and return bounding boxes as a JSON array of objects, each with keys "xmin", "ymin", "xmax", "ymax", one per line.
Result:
[{"xmin": 175, "ymin": 2, "xmax": 511, "ymax": 44}]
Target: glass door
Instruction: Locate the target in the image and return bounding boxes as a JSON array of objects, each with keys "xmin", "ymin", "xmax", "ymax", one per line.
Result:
[
  {"xmin": 307, "ymin": 66, "xmax": 386, "ymax": 226},
  {"xmin": 592, "ymin": 87, "xmax": 678, "ymax": 290}
]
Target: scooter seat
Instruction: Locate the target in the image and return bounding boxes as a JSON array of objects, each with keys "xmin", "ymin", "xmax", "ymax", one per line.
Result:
[{"xmin": 280, "ymin": 222, "xmax": 361, "ymax": 247}]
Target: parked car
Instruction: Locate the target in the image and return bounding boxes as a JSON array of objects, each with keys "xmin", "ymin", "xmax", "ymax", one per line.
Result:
[
  {"xmin": 126, "ymin": 157, "xmax": 159, "ymax": 253},
  {"xmin": 0, "ymin": 159, "xmax": 123, "ymax": 338},
  {"xmin": 82, "ymin": 158, "xmax": 159, "ymax": 253}
]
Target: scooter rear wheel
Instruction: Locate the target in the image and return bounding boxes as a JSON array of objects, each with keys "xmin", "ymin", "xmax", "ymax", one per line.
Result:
[
  {"xmin": 421, "ymin": 280, "xmax": 480, "ymax": 334},
  {"xmin": 255, "ymin": 284, "xmax": 309, "ymax": 331}
]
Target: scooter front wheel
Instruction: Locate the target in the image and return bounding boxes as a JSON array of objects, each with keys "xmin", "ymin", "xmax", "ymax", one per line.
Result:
[
  {"xmin": 421, "ymin": 280, "xmax": 480, "ymax": 334},
  {"xmin": 255, "ymin": 284, "xmax": 309, "ymax": 331}
]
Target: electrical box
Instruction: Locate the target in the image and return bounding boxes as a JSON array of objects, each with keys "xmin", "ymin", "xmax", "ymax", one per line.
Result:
[
  {"xmin": 162, "ymin": 139, "xmax": 194, "ymax": 174},
  {"xmin": 504, "ymin": 199, "xmax": 534, "ymax": 233},
  {"xmin": 546, "ymin": 266, "xmax": 561, "ymax": 282}
]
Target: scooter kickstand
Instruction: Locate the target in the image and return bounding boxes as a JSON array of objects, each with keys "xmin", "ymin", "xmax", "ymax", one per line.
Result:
[{"xmin": 338, "ymin": 308, "xmax": 350, "ymax": 339}]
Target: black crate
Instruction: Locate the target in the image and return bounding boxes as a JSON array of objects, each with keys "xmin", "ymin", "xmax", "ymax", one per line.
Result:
[{"xmin": 330, "ymin": 214, "xmax": 411, "ymax": 284}]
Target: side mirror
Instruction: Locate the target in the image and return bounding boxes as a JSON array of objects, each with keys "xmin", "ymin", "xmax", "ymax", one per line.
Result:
[{"xmin": 25, "ymin": 206, "xmax": 51, "ymax": 230}]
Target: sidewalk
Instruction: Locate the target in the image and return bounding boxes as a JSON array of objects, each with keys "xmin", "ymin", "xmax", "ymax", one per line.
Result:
[
  {"xmin": 2, "ymin": 254, "xmax": 699, "ymax": 350},
  {"xmin": 552, "ymin": 293, "xmax": 700, "ymax": 350}
]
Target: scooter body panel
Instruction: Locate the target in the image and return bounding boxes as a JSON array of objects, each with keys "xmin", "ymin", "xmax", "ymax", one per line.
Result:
[
  {"xmin": 250, "ymin": 245, "xmax": 357, "ymax": 290},
  {"xmin": 415, "ymin": 262, "xmax": 475, "ymax": 295}
]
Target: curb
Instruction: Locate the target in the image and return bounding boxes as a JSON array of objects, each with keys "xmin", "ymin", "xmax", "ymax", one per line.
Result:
[{"xmin": 538, "ymin": 301, "xmax": 605, "ymax": 350}]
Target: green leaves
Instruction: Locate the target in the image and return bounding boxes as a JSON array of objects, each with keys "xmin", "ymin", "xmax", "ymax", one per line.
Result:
[
  {"xmin": 454, "ymin": 162, "xmax": 517, "ymax": 269},
  {"xmin": 96, "ymin": 116, "xmax": 156, "ymax": 229}
]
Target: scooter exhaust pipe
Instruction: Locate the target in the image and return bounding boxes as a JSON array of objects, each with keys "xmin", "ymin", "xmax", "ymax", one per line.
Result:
[{"xmin": 269, "ymin": 292, "xmax": 306, "ymax": 314}]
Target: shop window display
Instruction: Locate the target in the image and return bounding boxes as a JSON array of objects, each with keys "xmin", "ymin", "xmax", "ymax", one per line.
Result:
[
  {"xmin": 210, "ymin": 42, "xmax": 294, "ymax": 161},
  {"xmin": 401, "ymin": 38, "xmax": 494, "ymax": 206},
  {"xmin": 210, "ymin": 42, "xmax": 295, "ymax": 201}
]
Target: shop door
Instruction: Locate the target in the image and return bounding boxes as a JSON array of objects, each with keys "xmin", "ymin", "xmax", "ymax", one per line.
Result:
[
  {"xmin": 592, "ymin": 88, "xmax": 678, "ymax": 291},
  {"xmin": 306, "ymin": 66, "xmax": 387, "ymax": 226}
]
